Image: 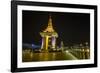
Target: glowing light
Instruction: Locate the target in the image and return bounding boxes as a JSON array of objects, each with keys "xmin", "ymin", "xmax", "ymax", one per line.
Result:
[{"xmin": 66, "ymin": 50, "xmax": 69, "ymax": 53}]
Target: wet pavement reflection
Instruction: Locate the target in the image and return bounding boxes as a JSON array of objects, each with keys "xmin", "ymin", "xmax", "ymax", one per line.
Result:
[{"xmin": 22, "ymin": 51, "xmax": 78, "ymax": 62}]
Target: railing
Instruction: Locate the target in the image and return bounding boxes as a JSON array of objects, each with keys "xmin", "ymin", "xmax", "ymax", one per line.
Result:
[{"xmin": 68, "ymin": 48, "xmax": 90, "ymax": 59}]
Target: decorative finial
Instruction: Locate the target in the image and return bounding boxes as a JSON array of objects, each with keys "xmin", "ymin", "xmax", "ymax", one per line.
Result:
[
  {"xmin": 48, "ymin": 14, "xmax": 52, "ymax": 27},
  {"xmin": 49, "ymin": 13, "xmax": 51, "ymax": 18}
]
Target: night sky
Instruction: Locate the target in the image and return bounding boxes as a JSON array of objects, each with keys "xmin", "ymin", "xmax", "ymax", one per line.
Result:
[{"xmin": 22, "ymin": 10, "xmax": 90, "ymax": 46}]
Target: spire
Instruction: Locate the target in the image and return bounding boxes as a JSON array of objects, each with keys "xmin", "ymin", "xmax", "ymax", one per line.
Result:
[
  {"xmin": 48, "ymin": 14, "xmax": 53, "ymax": 27},
  {"xmin": 43, "ymin": 14, "xmax": 55, "ymax": 32}
]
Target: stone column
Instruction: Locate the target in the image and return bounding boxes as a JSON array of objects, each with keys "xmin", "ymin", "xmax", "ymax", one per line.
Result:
[
  {"xmin": 45, "ymin": 36, "xmax": 49, "ymax": 51},
  {"xmin": 52, "ymin": 37, "xmax": 56, "ymax": 49},
  {"xmin": 41, "ymin": 37, "xmax": 44, "ymax": 49}
]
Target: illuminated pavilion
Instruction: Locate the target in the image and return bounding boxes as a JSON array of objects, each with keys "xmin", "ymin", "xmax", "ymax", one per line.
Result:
[{"xmin": 40, "ymin": 15, "xmax": 58, "ymax": 52}]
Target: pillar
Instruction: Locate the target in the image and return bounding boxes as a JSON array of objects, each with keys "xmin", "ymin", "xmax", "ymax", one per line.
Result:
[
  {"xmin": 41, "ymin": 37, "xmax": 44, "ymax": 49},
  {"xmin": 52, "ymin": 37, "xmax": 56, "ymax": 49},
  {"xmin": 45, "ymin": 36, "xmax": 49, "ymax": 51}
]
